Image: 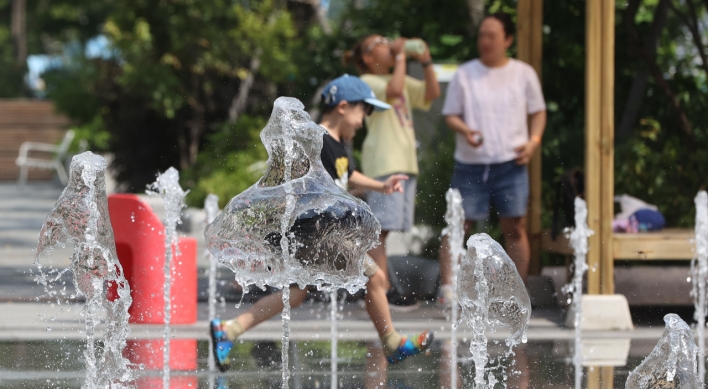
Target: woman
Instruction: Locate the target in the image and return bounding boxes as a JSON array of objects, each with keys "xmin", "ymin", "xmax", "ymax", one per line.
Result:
[
  {"xmin": 438, "ymin": 12, "xmax": 547, "ymax": 305},
  {"xmin": 344, "ymin": 35, "xmax": 440, "ymax": 309}
]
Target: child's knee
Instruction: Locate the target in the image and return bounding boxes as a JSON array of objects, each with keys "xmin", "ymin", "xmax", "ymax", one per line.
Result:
[{"xmin": 367, "ymin": 270, "xmax": 386, "ymax": 292}]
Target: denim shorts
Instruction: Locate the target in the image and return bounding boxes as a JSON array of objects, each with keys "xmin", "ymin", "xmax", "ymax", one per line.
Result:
[
  {"xmin": 366, "ymin": 174, "xmax": 417, "ymax": 232},
  {"xmin": 450, "ymin": 160, "xmax": 529, "ymax": 221}
]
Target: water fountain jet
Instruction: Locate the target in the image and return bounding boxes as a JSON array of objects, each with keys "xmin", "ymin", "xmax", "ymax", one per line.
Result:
[
  {"xmin": 35, "ymin": 151, "xmax": 133, "ymax": 389},
  {"xmin": 443, "ymin": 188, "xmax": 464, "ymax": 389},
  {"xmin": 146, "ymin": 167, "xmax": 188, "ymax": 389},
  {"xmin": 692, "ymin": 190, "xmax": 707, "ymax": 384},
  {"xmin": 458, "ymin": 233, "xmax": 531, "ymax": 388},
  {"xmin": 626, "ymin": 313, "xmax": 701, "ymax": 389},
  {"xmin": 563, "ymin": 197, "xmax": 592, "ymax": 389},
  {"xmin": 205, "ymin": 97, "xmax": 381, "ymax": 388}
]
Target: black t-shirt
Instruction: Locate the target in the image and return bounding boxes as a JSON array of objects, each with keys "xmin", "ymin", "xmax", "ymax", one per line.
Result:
[{"xmin": 320, "ymin": 133, "xmax": 354, "ymax": 190}]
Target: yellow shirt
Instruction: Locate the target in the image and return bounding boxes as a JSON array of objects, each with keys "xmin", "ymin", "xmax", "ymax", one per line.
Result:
[{"xmin": 360, "ymin": 74, "xmax": 432, "ymax": 178}]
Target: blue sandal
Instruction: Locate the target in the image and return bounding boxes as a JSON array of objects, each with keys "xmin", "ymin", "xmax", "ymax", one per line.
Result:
[
  {"xmin": 386, "ymin": 330, "xmax": 434, "ymax": 364},
  {"xmin": 210, "ymin": 319, "xmax": 234, "ymax": 372}
]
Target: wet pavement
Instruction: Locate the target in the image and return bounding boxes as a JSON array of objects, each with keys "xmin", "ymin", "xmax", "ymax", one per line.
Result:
[{"xmin": 0, "ymin": 182, "xmax": 702, "ymax": 388}]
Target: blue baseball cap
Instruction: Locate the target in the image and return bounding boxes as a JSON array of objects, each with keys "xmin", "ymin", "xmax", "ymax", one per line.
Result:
[{"xmin": 321, "ymin": 74, "xmax": 391, "ymax": 112}]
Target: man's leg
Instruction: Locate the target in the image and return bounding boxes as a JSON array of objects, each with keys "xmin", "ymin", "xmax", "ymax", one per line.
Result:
[
  {"xmin": 438, "ymin": 221, "xmax": 474, "ymax": 286},
  {"xmin": 367, "ymin": 230, "xmax": 390, "ymax": 290},
  {"xmin": 499, "ymin": 216, "xmax": 530, "ymax": 282}
]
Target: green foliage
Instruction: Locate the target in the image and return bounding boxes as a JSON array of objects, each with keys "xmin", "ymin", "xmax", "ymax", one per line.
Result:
[
  {"xmin": 103, "ymin": 0, "xmax": 297, "ymax": 119},
  {"xmin": 415, "ymin": 119, "xmax": 456, "ymax": 229},
  {"xmin": 0, "ymin": 2, "xmax": 26, "ymax": 97},
  {"xmin": 17, "ymin": 0, "xmax": 708, "ymax": 232},
  {"xmin": 339, "ymin": 0, "xmax": 481, "ymax": 63},
  {"xmin": 539, "ymin": 0, "xmax": 586, "ymax": 228},
  {"xmin": 184, "ymin": 115, "xmax": 268, "ymax": 208}
]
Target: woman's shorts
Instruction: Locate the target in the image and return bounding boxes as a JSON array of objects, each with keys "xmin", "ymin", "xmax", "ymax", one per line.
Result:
[
  {"xmin": 450, "ymin": 160, "xmax": 529, "ymax": 221},
  {"xmin": 366, "ymin": 174, "xmax": 417, "ymax": 232}
]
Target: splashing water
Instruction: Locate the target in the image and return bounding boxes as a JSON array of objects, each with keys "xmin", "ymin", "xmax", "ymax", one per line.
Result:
[
  {"xmin": 205, "ymin": 97, "xmax": 381, "ymax": 388},
  {"xmin": 330, "ymin": 290, "xmax": 338, "ymax": 389},
  {"xmin": 204, "ymin": 193, "xmax": 220, "ymax": 375},
  {"xmin": 562, "ymin": 197, "xmax": 593, "ymax": 389},
  {"xmin": 35, "ymin": 151, "xmax": 133, "ymax": 389},
  {"xmin": 458, "ymin": 233, "xmax": 531, "ymax": 389},
  {"xmin": 626, "ymin": 314, "xmax": 701, "ymax": 388},
  {"xmin": 147, "ymin": 167, "xmax": 187, "ymax": 389},
  {"xmin": 692, "ymin": 190, "xmax": 708, "ymax": 384},
  {"xmin": 443, "ymin": 188, "xmax": 464, "ymax": 389}
]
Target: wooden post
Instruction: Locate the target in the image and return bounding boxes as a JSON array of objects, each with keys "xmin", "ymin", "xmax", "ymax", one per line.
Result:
[
  {"xmin": 11, "ymin": 0, "xmax": 27, "ymax": 67},
  {"xmin": 517, "ymin": 0, "xmax": 544, "ymax": 276},
  {"xmin": 600, "ymin": 0, "xmax": 615, "ymax": 295},
  {"xmin": 585, "ymin": 0, "xmax": 615, "ymax": 295},
  {"xmin": 585, "ymin": 0, "xmax": 602, "ymax": 295},
  {"xmin": 586, "ymin": 366, "xmax": 614, "ymax": 389}
]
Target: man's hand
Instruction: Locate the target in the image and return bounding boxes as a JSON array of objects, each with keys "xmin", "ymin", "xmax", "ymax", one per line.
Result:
[
  {"xmin": 514, "ymin": 141, "xmax": 539, "ymax": 165},
  {"xmin": 465, "ymin": 130, "xmax": 483, "ymax": 148},
  {"xmin": 382, "ymin": 174, "xmax": 409, "ymax": 194}
]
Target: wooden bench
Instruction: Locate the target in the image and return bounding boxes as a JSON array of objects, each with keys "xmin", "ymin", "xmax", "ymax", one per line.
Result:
[
  {"xmin": 0, "ymin": 100, "xmax": 69, "ymax": 181},
  {"xmin": 543, "ymin": 228, "xmax": 695, "ymax": 260}
]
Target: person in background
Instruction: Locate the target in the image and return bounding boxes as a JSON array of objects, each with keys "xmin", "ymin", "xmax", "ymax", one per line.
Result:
[
  {"xmin": 438, "ymin": 12, "xmax": 547, "ymax": 306},
  {"xmin": 209, "ymin": 75, "xmax": 433, "ymax": 372},
  {"xmin": 344, "ymin": 35, "xmax": 440, "ymax": 310}
]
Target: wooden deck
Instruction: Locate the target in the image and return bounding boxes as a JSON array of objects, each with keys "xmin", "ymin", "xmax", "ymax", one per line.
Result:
[
  {"xmin": 543, "ymin": 228, "xmax": 695, "ymax": 260},
  {"xmin": 0, "ymin": 100, "xmax": 69, "ymax": 181}
]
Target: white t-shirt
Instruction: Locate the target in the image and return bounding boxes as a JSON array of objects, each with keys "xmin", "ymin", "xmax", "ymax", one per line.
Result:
[{"xmin": 442, "ymin": 58, "xmax": 546, "ymax": 165}]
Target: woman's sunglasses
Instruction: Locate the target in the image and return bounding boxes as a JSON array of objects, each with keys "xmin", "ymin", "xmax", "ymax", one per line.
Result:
[{"xmin": 364, "ymin": 37, "xmax": 392, "ymax": 54}]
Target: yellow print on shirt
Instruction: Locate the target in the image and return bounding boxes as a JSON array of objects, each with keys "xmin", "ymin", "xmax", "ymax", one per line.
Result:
[
  {"xmin": 334, "ymin": 157, "xmax": 349, "ymax": 190},
  {"xmin": 335, "ymin": 157, "xmax": 349, "ymax": 179}
]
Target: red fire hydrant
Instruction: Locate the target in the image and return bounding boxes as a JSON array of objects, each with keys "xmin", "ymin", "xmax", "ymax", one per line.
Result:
[{"xmin": 107, "ymin": 194, "xmax": 197, "ymax": 324}]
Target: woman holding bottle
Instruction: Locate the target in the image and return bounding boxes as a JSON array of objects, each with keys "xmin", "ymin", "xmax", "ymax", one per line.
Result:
[{"xmin": 344, "ymin": 36, "xmax": 440, "ymax": 310}]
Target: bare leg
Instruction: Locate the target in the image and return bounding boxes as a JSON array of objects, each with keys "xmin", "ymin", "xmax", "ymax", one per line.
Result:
[
  {"xmin": 365, "ymin": 342, "xmax": 388, "ymax": 389},
  {"xmin": 364, "ymin": 269, "xmax": 395, "ymax": 337},
  {"xmin": 367, "ymin": 231, "xmax": 390, "ymax": 290},
  {"xmin": 235, "ymin": 286, "xmax": 308, "ymax": 332},
  {"xmin": 499, "ymin": 216, "xmax": 530, "ymax": 282},
  {"xmin": 506, "ymin": 346, "xmax": 530, "ymax": 389},
  {"xmin": 439, "ymin": 221, "xmax": 474, "ymax": 286}
]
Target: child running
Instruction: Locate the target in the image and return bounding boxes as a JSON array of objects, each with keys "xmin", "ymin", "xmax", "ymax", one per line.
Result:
[{"xmin": 209, "ymin": 75, "xmax": 433, "ymax": 372}]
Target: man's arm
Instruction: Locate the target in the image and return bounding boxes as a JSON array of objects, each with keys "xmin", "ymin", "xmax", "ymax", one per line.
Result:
[
  {"xmin": 528, "ymin": 110, "xmax": 547, "ymax": 141},
  {"xmin": 445, "ymin": 115, "xmax": 482, "ymax": 147},
  {"xmin": 513, "ymin": 110, "xmax": 547, "ymax": 165},
  {"xmin": 349, "ymin": 171, "xmax": 408, "ymax": 194}
]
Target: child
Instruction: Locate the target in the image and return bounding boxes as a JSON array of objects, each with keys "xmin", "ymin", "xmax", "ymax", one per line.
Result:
[
  {"xmin": 344, "ymin": 36, "xmax": 440, "ymax": 309},
  {"xmin": 210, "ymin": 75, "xmax": 433, "ymax": 372}
]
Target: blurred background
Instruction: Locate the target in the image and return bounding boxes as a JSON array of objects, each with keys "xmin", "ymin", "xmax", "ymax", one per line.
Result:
[{"xmin": 0, "ymin": 0, "xmax": 706, "ymax": 264}]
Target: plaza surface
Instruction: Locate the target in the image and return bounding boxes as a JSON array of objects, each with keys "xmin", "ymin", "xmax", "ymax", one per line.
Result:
[{"xmin": 0, "ymin": 181, "xmax": 703, "ymax": 388}]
